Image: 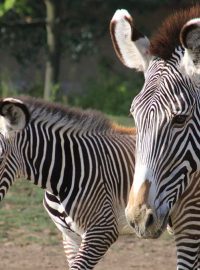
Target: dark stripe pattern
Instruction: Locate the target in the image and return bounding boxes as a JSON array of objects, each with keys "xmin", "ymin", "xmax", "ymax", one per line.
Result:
[
  {"xmin": 132, "ymin": 47, "xmax": 200, "ymax": 269},
  {"xmin": 0, "ymin": 97, "xmax": 135, "ymax": 269}
]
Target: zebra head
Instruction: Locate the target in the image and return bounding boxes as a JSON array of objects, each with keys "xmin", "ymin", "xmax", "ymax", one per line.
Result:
[
  {"xmin": 0, "ymin": 98, "xmax": 29, "ymax": 199},
  {"xmin": 110, "ymin": 7, "xmax": 200, "ymax": 238}
]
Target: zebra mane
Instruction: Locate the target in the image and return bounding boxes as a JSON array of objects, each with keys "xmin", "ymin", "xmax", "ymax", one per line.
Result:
[
  {"xmin": 150, "ymin": 4, "xmax": 200, "ymax": 60},
  {"xmin": 18, "ymin": 96, "xmax": 133, "ymax": 134}
]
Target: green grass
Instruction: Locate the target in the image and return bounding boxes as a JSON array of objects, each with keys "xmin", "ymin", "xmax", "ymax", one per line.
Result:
[
  {"xmin": 0, "ymin": 179, "xmax": 60, "ymax": 245},
  {"xmin": 0, "ymin": 115, "xmax": 134, "ymax": 246}
]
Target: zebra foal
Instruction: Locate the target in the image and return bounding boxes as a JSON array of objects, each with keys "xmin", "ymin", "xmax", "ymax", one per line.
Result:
[
  {"xmin": 110, "ymin": 4, "xmax": 200, "ymax": 270},
  {"xmin": 0, "ymin": 96, "xmax": 135, "ymax": 269}
]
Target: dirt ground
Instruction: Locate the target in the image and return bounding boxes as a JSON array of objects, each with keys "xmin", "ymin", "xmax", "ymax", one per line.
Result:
[{"xmin": 0, "ymin": 234, "xmax": 176, "ymax": 270}]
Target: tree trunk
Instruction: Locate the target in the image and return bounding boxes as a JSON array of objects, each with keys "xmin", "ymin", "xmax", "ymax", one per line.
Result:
[{"xmin": 43, "ymin": 0, "xmax": 61, "ymax": 101}]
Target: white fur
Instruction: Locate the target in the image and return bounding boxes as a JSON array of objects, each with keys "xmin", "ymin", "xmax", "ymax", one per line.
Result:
[
  {"xmin": 111, "ymin": 9, "xmax": 151, "ymax": 72},
  {"xmin": 180, "ymin": 49, "xmax": 200, "ymax": 81},
  {"xmin": 183, "ymin": 18, "xmax": 200, "ymax": 29},
  {"xmin": 0, "ymin": 98, "xmax": 27, "ymax": 135},
  {"xmin": 112, "ymin": 9, "xmax": 131, "ymax": 21},
  {"xmin": 132, "ymin": 163, "xmax": 153, "ymax": 196},
  {"xmin": 181, "ymin": 18, "xmax": 200, "ymax": 78},
  {"xmin": 0, "ymin": 116, "xmax": 9, "ymax": 138},
  {"xmin": 3, "ymin": 98, "xmax": 23, "ymax": 104}
]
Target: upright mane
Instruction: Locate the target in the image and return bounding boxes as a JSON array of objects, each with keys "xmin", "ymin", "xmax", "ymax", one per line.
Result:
[
  {"xmin": 19, "ymin": 96, "xmax": 112, "ymax": 132},
  {"xmin": 18, "ymin": 96, "xmax": 134, "ymax": 134},
  {"xmin": 150, "ymin": 4, "xmax": 200, "ymax": 60}
]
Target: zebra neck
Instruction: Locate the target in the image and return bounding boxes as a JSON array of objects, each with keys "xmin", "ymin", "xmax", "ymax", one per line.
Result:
[
  {"xmin": 0, "ymin": 139, "xmax": 21, "ymax": 201},
  {"xmin": 18, "ymin": 123, "xmax": 95, "ymax": 195}
]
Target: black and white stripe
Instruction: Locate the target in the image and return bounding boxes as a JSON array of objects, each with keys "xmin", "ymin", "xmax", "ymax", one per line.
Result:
[
  {"xmin": 0, "ymin": 97, "xmax": 135, "ymax": 269},
  {"xmin": 110, "ymin": 6, "xmax": 200, "ymax": 270},
  {"xmin": 131, "ymin": 44, "xmax": 200, "ymax": 270}
]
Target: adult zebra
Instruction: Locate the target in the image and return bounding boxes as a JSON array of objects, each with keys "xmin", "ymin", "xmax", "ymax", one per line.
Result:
[
  {"xmin": 0, "ymin": 96, "xmax": 135, "ymax": 269},
  {"xmin": 110, "ymin": 5, "xmax": 200, "ymax": 270}
]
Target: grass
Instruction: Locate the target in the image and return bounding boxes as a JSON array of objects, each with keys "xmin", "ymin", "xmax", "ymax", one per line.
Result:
[
  {"xmin": 0, "ymin": 179, "xmax": 60, "ymax": 245},
  {"xmin": 0, "ymin": 115, "xmax": 134, "ymax": 246}
]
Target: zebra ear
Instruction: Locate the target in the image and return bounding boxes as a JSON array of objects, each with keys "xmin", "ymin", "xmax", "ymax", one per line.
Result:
[
  {"xmin": 0, "ymin": 98, "xmax": 30, "ymax": 132},
  {"xmin": 180, "ymin": 18, "xmax": 200, "ymax": 75},
  {"xmin": 110, "ymin": 9, "xmax": 152, "ymax": 72}
]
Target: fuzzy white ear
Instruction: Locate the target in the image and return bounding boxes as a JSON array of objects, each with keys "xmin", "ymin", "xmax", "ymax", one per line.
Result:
[
  {"xmin": 0, "ymin": 98, "xmax": 30, "ymax": 133},
  {"xmin": 180, "ymin": 18, "xmax": 200, "ymax": 76},
  {"xmin": 110, "ymin": 9, "xmax": 152, "ymax": 72}
]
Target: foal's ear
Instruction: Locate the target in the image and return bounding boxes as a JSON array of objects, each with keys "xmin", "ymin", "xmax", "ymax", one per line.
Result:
[
  {"xmin": 110, "ymin": 9, "xmax": 152, "ymax": 72},
  {"xmin": 0, "ymin": 98, "xmax": 30, "ymax": 132},
  {"xmin": 180, "ymin": 18, "xmax": 200, "ymax": 75}
]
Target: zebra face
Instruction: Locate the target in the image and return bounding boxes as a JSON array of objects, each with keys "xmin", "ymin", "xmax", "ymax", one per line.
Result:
[
  {"xmin": 0, "ymin": 98, "xmax": 30, "ymax": 200},
  {"xmin": 126, "ymin": 58, "xmax": 198, "ymax": 238},
  {"xmin": 110, "ymin": 8, "xmax": 200, "ymax": 238}
]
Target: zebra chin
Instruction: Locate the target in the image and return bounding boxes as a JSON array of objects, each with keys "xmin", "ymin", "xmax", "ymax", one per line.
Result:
[
  {"xmin": 134, "ymin": 226, "xmax": 164, "ymax": 239},
  {"xmin": 125, "ymin": 204, "xmax": 169, "ymax": 239}
]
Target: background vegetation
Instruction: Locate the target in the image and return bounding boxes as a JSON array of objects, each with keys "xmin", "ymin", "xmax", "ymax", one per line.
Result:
[{"xmin": 0, "ymin": 0, "xmax": 191, "ymax": 115}]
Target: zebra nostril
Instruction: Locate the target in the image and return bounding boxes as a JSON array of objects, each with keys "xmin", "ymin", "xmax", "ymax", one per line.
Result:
[
  {"xmin": 145, "ymin": 213, "xmax": 154, "ymax": 228},
  {"xmin": 168, "ymin": 216, "xmax": 172, "ymax": 227},
  {"xmin": 130, "ymin": 221, "xmax": 135, "ymax": 229}
]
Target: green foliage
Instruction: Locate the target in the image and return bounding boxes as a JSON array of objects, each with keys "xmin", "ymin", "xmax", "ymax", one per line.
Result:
[
  {"xmin": 0, "ymin": 0, "xmax": 34, "ymax": 17},
  {"xmin": 63, "ymin": 29, "xmax": 97, "ymax": 61},
  {"xmin": 0, "ymin": 70, "xmax": 17, "ymax": 97},
  {"xmin": 50, "ymin": 83, "xmax": 61, "ymax": 101},
  {"xmin": 0, "ymin": 0, "xmax": 16, "ymax": 17},
  {"xmin": 0, "ymin": 0, "xmax": 186, "ymax": 64},
  {"xmin": 69, "ymin": 59, "xmax": 143, "ymax": 115},
  {"xmin": 0, "ymin": 0, "xmax": 189, "ymax": 101},
  {"xmin": 0, "ymin": 1, "xmax": 45, "ymax": 65},
  {"xmin": 27, "ymin": 82, "xmax": 44, "ymax": 98}
]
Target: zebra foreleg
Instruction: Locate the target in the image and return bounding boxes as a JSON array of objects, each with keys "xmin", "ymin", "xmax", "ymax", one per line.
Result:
[
  {"xmin": 70, "ymin": 228, "xmax": 118, "ymax": 270},
  {"xmin": 62, "ymin": 232, "xmax": 81, "ymax": 268},
  {"xmin": 43, "ymin": 191, "xmax": 81, "ymax": 268},
  {"xmin": 197, "ymin": 245, "xmax": 200, "ymax": 270},
  {"xmin": 176, "ymin": 237, "xmax": 199, "ymax": 270}
]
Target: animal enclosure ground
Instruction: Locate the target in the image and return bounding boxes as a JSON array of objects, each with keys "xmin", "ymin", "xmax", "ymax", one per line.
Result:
[
  {"xmin": 0, "ymin": 234, "xmax": 176, "ymax": 270},
  {"xmin": 0, "ymin": 164, "xmax": 177, "ymax": 270}
]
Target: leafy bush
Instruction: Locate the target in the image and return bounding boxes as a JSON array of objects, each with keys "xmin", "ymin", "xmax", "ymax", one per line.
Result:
[
  {"xmin": 0, "ymin": 70, "xmax": 17, "ymax": 97},
  {"xmin": 0, "ymin": 58, "xmax": 143, "ymax": 116},
  {"xmin": 69, "ymin": 59, "xmax": 143, "ymax": 115}
]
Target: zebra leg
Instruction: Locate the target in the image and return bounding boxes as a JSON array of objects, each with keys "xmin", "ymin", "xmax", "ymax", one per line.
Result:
[
  {"xmin": 43, "ymin": 191, "xmax": 81, "ymax": 267},
  {"xmin": 70, "ymin": 227, "xmax": 118, "ymax": 270},
  {"xmin": 197, "ymin": 247, "xmax": 200, "ymax": 270},
  {"xmin": 62, "ymin": 232, "xmax": 81, "ymax": 268},
  {"xmin": 175, "ymin": 235, "xmax": 199, "ymax": 270}
]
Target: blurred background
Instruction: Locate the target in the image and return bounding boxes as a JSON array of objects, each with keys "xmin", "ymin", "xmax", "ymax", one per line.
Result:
[
  {"xmin": 0, "ymin": 1, "xmax": 193, "ymax": 269},
  {"xmin": 0, "ymin": 0, "xmax": 191, "ymax": 116}
]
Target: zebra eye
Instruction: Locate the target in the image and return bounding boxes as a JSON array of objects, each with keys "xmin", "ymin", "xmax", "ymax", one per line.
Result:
[{"xmin": 172, "ymin": 115, "xmax": 187, "ymax": 125}]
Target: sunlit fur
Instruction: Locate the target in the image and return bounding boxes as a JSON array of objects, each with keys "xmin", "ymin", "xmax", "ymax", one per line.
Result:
[
  {"xmin": 0, "ymin": 96, "xmax": 135, "ymax": 270},
  {"xmin": 110, "ymin": 9, "xmax": 151, "ymax": 71}
]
